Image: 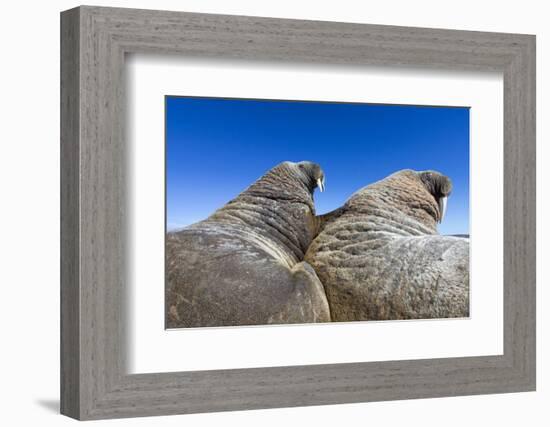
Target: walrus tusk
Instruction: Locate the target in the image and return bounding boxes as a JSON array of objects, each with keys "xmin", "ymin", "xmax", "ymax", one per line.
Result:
[
  {"xmin": 317, "ymin": 177, "xmax": 325, "ymax": 192},
  {"xmin": 438, "ymin": 196, "xmax": 448, "ymax": 223}
]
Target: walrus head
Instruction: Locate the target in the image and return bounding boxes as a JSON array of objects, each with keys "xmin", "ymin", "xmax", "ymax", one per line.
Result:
[
  {"xmin": 295, "ymin": 161, "xmax": 325, "ymax": 194},
  {"xmin": 418, "ymin": 170, "xmax": 453, "ymax": 223},
  {"xmin": 334, "ymin": 169, "xmax": 453, "ymax": 233}
]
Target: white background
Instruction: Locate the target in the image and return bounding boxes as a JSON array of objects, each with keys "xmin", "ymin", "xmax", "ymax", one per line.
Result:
[
  {"xmin": 128, "ymin": 57, "xmax": 503, "ymax": 373},
  {"xmin": 0, "ymin": 1, "xmax": 546, "ymax": 426}
]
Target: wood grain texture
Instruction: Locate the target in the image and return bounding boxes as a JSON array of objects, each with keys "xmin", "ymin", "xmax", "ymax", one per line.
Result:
[
  {"xmin": 60, "ymin": 5, "xmax": 536, "ymax": 420},
  {"xmin": 60, "ymin": 7, "xmax": 80, "ymax": 419}
]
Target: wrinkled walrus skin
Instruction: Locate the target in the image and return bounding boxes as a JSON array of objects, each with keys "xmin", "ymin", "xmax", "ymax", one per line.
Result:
[
  {"xmin": 305, "ymin": 170, "xmax": 469, "ymax": 321},
  {"xmin": 166, "ymin": 161, "xmax": 330, "ymax": 328}
]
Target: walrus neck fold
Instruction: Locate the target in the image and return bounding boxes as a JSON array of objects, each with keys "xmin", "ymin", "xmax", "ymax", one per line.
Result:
[
  {"xmin": 203, "ymin": 162, "xmax": 319, "ymax": 263},
  {"xmin": 345, "ymin": 170, "xmax": 441, "ymax": 235},
  {"xmin": 242, "ymin": 163, "xmax": 315, "ymax": 210}
]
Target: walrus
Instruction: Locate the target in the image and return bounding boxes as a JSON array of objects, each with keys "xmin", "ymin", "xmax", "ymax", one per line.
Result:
[
  {"xmin": 166, "ymin": 161, "xmax": 330, "ymax": 328},
  {"xmin": 305, "ymin": 169, "xmax": 469, "ymax": 321}
]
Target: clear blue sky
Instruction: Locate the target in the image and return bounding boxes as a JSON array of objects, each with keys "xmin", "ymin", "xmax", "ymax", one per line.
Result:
[{"xmin": 166, "ymin": 96, "xmax": 469, "ymax": 235}]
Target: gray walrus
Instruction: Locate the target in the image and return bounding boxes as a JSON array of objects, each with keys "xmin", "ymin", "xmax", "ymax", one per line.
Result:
[
  {"xmin": 166, "ymin": 161, "xmax": 330, "ymax": 328},
  {"xmin": 305, "ymin": 169, "xmax": 469, "ymax": 321}
]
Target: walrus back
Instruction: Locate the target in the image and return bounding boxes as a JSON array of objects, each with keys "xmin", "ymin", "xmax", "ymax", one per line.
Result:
[
  {"xmin": 166, "ymin": 222, "xmax": 329, "ymax": 327},
  {"xmin": 306, "ymin": 232, "xmax": 469, "ymax": 321}
]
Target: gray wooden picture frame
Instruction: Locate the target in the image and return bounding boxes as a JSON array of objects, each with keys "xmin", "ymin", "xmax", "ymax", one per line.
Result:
[{"xmin": 60, "ymin": 5, "xmax": 536, "ymax": 420}]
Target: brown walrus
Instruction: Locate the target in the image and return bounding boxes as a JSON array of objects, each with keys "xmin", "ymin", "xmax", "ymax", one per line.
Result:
[
  {"xmin": 305, "ymin": 169, "xmax": 469, "ymax": 321},
  {"xmin": 166, "ymin": 161, "xmax": 330, "ymax": 328}
]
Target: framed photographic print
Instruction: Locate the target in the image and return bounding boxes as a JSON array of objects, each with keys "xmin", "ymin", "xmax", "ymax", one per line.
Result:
[
  {"xmin": 61, "ymin": 5, "xmax": 536, "ymax": 420},
  {"xmin": 164, "ymin": 96, "xmax": 471, "ymax": 329}
]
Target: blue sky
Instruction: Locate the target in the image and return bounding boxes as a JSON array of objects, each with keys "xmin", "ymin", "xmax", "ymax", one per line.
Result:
[{"xmin": 166, "ymin": 96, "xmax": 469, "ymax": 235}]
